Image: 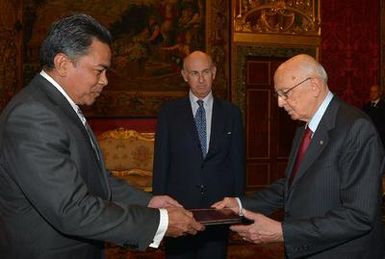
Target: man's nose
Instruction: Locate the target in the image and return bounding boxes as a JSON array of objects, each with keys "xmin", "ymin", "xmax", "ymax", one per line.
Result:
[
  {"xmin": 99, "ymin": 71, "xmax": 108, "ymax": 86},
  {"xmin": 198, "ymin": 74, "xmax": 205, "ymax": 83}
]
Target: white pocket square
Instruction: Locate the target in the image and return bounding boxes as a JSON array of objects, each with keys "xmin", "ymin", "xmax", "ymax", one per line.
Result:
[{"xmin": 227, "ymin": 131, "xmax": 232, "ymax": 135}]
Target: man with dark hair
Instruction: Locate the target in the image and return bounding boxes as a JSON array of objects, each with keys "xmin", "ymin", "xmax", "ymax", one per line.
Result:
[
  {"xmin": 214, "ymin": 54, "xmax": 385, "ymax": 258},
  {"xmin": 0, "ymin": 13, "xmax": 203, "ymax": 259}
]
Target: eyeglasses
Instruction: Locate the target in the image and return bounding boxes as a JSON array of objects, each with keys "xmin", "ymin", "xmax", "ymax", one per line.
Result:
[{"xmin": 274, "ymin": 77, "xmax": 312, "ymax": 100}]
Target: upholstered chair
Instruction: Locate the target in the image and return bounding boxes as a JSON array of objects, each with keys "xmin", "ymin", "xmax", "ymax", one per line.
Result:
[{"xmin": 97, "ymin": 128, "xmax": 154, "ymax": 192}]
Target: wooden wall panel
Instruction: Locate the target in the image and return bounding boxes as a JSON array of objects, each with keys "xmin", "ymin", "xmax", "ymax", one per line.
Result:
[
  {"xmin": 244, "ymin": 57, "xmax": 297, "ymax": 191},
  {"xmin": 246, "ymin": 61, "xmax": 270, "ymax": 86},
  {"xmin": 247, "ymin": 163, "xmax": 269, "ymax": 188},
  {"xmin": 247, "ymin": 89, "xmax": 269, "ymax": 158}
]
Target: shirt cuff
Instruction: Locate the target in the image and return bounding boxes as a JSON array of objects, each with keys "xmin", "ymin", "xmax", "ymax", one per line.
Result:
[
  {"xmin": 149, "ymin": 208, "xmax": 168, "ymax": 248},
  {"xmin": 235, "ymin": 197, "xmax": 244, "ymax": 216}
]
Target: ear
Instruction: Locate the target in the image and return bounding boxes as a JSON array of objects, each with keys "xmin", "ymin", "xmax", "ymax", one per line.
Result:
[
  {"xmin": 53, "ymin": 53, "xmax": 71, "ymax": 77},
  {"xmin": 181, "ymin": 69, "xmax": 188, "ymax": 82},
  {"xmin": 310, "ymin": 77, "xmax": 322, "ymax": 97},
  {"xmin": 211, "ymin": 65, "xmax": 217, "ymax": 80}
]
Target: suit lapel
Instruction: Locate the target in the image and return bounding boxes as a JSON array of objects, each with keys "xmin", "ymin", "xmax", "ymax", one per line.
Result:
[
  {"xmin": 206, "ymin": 97, "xmax": 223, "ymax": 159},
  {"xmin": 181, "ymin": 98, "xmax": 202, "ymax": 156},
  {"xmin": 36, "ymin": 75, "xmax": 111, "ymax": 198},
  {"xmin": 285, "ymin": 126, "xmax": 303, "ymax": 193},
  {"xmin": 289, "ymin": 97, "xmax": 338, "ymax": 189}
]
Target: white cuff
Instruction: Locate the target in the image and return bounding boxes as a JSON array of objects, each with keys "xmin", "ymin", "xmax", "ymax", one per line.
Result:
[
  {"xmin": 149, "ymin": 208, "xmax": 168, "ymax": 248},
  {"xmin": 235, "ymin": 197, "xmax": 244, "ymax": 216}
]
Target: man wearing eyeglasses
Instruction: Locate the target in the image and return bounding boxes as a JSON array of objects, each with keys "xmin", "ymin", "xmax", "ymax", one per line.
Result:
[
  {"xmin": 214, "ymin": 54, "xmax": 385, "ymax": 258},
  {"xmin": 153, "ymin": 51, "xmax": 245, "ymax": 258}
]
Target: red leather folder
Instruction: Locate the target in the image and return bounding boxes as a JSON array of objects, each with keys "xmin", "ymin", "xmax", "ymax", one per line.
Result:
[{"xmin": 190, "ymin": 208, "xmax": 242, "ymax": 225}]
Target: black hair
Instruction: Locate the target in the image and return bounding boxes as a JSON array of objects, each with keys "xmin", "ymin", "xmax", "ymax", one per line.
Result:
[{"xmin": 39, "ymin": 13, "xmax": 112, "ymax": 69}]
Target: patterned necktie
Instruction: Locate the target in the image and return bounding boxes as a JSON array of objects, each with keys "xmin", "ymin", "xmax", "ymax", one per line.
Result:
[
  {"xmin": 195, "ymin": 100, "xmax": 207, "ymax": 157},
  {"xmin": 77, "ymin": 107, "xmax": 101, "ymax": 161},
  {"xmin": 289, "ymin": 127, "xmax": 313, "ymax": 185}
]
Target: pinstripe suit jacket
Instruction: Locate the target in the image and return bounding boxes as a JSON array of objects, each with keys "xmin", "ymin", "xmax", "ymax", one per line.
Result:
[
  {"xmin": 0, "ymin": 74, "xmax": 160, "ymax": 259},
  {"xmin": 242, "ymin": 96, "xmax": 385, "ymax": 258}
]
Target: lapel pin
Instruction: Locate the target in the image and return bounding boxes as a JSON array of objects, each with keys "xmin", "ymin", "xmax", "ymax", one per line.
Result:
[{"xmin": 319, "ymin": 140, "xmax": 324, "ymax": 145}]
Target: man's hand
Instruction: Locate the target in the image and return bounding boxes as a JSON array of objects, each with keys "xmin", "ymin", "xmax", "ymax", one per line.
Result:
[
  {"xmin": 148, "ymin": 195, "xmax": 183, "ymax": 208},
  {"xmin": 211, "ymin": 197, "xmax": 240, "ymax": 214},
  {"xmin": 230, "ymin": 209, "xmax": 283, "ymax": 244},
  {"xmin": 165, "ymin": 207, "xmax": 205, "ymax": 237}
]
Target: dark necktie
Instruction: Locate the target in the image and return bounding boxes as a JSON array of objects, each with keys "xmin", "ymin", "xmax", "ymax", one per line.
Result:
[
  {"xmin": 371, "ymin": 102, "xmax": 376, "ymax": 108},
  {"xmin": 289, "ymin": 127, "xmax": 313, "ymax": 185},
  {"xmin": 195, "ymin": 100, "xmax": 207, "ymax": 157},
  {"xmin": 77, "ymin": 108, "xmax": 101, "ymax": 161}
]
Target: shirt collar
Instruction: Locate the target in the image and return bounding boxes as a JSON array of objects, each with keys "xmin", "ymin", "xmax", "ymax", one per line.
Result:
[
  {"xmin": 40, "ymin": 70, "xmax": 80, "ymax": 113},
  {"xmin": 308, "ymin": 91, "xmax": 334, "ymax": 132},
  {"xmin": 189, "ymin": 90, "xmax": 213, "ymax": 108},
  {"xmin": 372, "ymin": 99, "xmax": 380, "ymax": 105}
]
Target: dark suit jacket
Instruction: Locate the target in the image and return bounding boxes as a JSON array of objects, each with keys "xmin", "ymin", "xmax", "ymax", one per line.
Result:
[
  {"xmin": 152, "ymin": 97, "xmax": 245, "ymax": 208},
  {"xmin": 0, "ymin": 74, "xmax": 160, "ymax": 259},
  {"xmin": 363, "ymin": 98, "xmax": 385, "ymax": 147},
  {"xmin": 242, "ymin": 96, "xmax": 385, "ymax": 258}
]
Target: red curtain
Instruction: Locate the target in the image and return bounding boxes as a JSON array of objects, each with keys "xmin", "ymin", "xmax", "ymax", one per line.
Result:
[{"xmin": 320, "ymin": 0, "xmax": 380, "ymax": 108}]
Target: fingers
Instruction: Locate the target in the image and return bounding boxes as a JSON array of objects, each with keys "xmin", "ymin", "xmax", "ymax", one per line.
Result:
[
  {"xmin": 230, "ymin": 224, "xmax": 249, "ymax": 233},
  {"xmin": 165, "ymin": 207, "xmax": 204, "ymax": 238},
  {"xmin": 242, "ymin": 209, "xmax": 255, "ymax": 220},
  {"xmin": 148, "ymin": 195, "xmax": 183, "ymax": 208},
  {"xmin": 163, "ymin": 196, "xmax": 183, "ymax": 208},
  {"xmin": 230, "ymin": 212, "xmax": 284, "ymax": 243},
  {"xmin": 211, "ymin": 197, "xmax": 239, "ymax": 212},
  {"xmin": 186, "ymin": 218, "xmax": 205, "ymax": 235},
  {"xmin": 211, "ymin": 201, "xmax": 224, "ymax": 209}
]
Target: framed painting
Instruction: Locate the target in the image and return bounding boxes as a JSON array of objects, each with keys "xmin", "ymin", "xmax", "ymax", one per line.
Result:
[{"xmin": 24, "ymin": 0, "xmax": 230, "ymax": 117}]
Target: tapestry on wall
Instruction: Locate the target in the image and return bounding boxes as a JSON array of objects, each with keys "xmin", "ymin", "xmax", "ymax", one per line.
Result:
[{"xmin": 24, "ymin": 0, "xmax": 229, "ymax": 117}]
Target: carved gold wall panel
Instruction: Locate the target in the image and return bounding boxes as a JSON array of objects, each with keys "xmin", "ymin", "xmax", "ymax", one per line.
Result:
[{"xmin": 232, "ymin": 0, "xmax": 320, "ymax": 45}]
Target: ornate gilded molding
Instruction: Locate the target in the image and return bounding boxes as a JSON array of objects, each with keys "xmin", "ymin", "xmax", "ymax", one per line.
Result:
[
  {"xmin": 234, "ymin": 0, "xmax": 320, "ymax": 35},
  {"xmin": 98, "ymin": 128, "xmax": 155, "ymax": 141}
]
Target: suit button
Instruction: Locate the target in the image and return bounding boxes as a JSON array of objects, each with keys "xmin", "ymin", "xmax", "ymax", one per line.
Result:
[{"xmin": 196, "ymin": 184, "xmax": 205, "ymax": 194}]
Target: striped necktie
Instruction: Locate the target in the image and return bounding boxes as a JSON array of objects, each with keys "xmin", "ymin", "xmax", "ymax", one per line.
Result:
[
  {"xmin": 77, "ymin": 107, "xmax": 101, "ymax": 161},
  {"xmin": 195, "ymin": 100, "xmax": 207, "ymax": 157}
]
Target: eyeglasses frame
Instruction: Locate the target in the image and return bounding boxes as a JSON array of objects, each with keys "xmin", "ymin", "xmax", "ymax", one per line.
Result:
[{"xmin": 275, "ymin": 77, "xmax": 312, "ymax": 100}]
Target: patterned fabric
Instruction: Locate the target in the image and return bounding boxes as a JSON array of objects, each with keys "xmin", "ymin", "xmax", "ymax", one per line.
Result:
[
  {"xmin": 195, "ymin": 99, "xmax": 207, "ymax": 157},
  {"xmin": 97, "ymin": 129, "xmax": 154, "ymax": 192}
]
